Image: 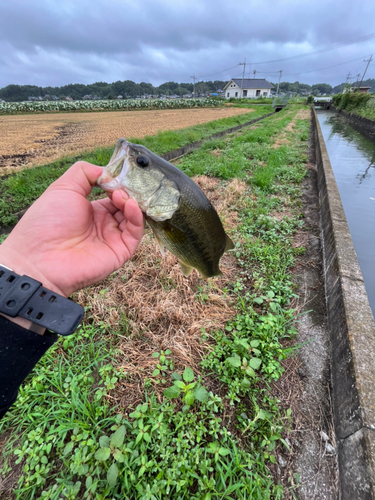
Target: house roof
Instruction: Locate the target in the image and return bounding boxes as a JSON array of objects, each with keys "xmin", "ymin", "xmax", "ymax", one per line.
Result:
[{"xmin": 224, "ymin": 79, "xmax": 274, "ymax": 90}]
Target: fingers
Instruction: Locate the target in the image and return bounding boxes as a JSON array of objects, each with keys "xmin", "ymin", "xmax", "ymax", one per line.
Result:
[{"xmin": 50, "ymin": 161, "xmax": 104, "ymax": 197}]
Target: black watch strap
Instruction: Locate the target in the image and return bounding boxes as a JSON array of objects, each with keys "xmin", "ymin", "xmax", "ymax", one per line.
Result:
[{"xmin": 0, "ymin": 265, "xmax": 84, "ymax": 336}]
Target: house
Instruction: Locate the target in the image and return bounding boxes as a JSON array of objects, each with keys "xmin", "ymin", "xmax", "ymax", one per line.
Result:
[{"xmin": 224, "ymin": 79, "xmax": 274, "ymax": 99}]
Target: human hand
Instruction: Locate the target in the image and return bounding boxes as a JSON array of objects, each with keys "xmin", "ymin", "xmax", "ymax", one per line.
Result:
[{"xmin": 0, "ymin": 161, "xmax": 144, "ymax": 298}]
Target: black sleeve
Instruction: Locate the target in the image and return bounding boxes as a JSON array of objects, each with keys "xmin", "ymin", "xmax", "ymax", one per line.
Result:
[{"xmin": 0, "ymin": 315, "xmax": 57, "ymax": 419}]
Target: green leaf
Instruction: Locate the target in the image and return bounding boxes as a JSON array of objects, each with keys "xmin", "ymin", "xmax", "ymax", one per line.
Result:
[
  {"xmin": 63, "ymin": 442, "xmax": 74, "ymax": 456},
  {"xmin": 107, "ymin": 463, "xmax": 118, "ymax": 489},
  {"xmin": 41, "ymin": 456, "xmax": 48, "ymax": 464},
  {"xmin": 259, "ymin": 409, "xmax": 273, "ymax": 420},
  {"xmin": 173, "ymin": 381, "xmax": 186, "ymax": 389},
  {"xmin": 226, "ymin": 357, "xmax": 241, "ymax": 368},
  {"xmin": 171, "ymin": 372, "xmax": 182, "ymax": 381},
  {"xmin": 164, "ymin": 349, "xmax": 172, "ymax": 355},
  {"xmin": 253, "ymin": 297, "xmax": 264, "ymax": 304},
  {"xmin": 241, "ymin": 378, "xmax": 251, "ymax": 389},
  {"xmin": 185, "ymin": 391, "xmax": 195, "ymax": 406},
  {"xmin": 183, "ymin": 367, "xmax": 194, "ymax": 383},
  {"xmin": 163, "ymin": 385, "xmax": 181, "ymax": 399},
  {"xmin": 95, "ymin": 447, "xmax": 110, "ymax": 461},
  {"xmin": 219, "ymin": 447, "xmax": 231, "ymax": 456},
  {"xmin": 194, "ymin": 386, "xmax": 209, "ymax": 402},
  {"xmin": 245, "ymin": 366, "xmax": 256, "ymax": 377},
  {"xmin": 152, "ymin": 369, "xmax": 160, "ymax": 377},
  {"xmin": 110, "ymin": 425, "xmax": 126, "ymax": 448},
  {"xmin": 138, "ymin": 465, "xmax": 146, "ymax": 477},
  {"xmin": 151, "ymin": 352, "xmax": 160, "ymax": 358},
  {"xmin": 250, "ymin": 340, "xmax": 260, "ymax": 348},
  {"xmin": 249, "ymin": 357, "xmax": 262, "ymax": 370},
  {"xmin": 113, "ymin": 449, "xmax": 125, "ymax": 462},
  {"xmin": 99, "ymin": 436, "xmax": 110, "ymax": 448},
  {"xmin": 86, "ymin": 476, "xmax": 93, "ymax": 489}
]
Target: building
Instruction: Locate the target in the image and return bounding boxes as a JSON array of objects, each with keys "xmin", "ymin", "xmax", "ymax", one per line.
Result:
[{"xmin": 224, "ymin": 79, "xmax": 274, "ymax": 99}]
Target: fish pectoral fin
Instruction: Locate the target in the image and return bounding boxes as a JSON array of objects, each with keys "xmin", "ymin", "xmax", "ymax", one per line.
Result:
[
  {"xmin": 179, "ymin": 261, "xmax": 194, "ymax": 277},
  {"xmin": 154, "ymin": 233, "xmax": 165, "ymax": 256},
  {"xmin": 225, "ymin": 234, "xmax": 235, "ymax": 252}
]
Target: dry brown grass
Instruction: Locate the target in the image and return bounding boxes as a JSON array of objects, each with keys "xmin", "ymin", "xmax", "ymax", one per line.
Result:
[
  {"xmin": 272, "ymin": 108, "xmax": 309, "ymax": 149},
  {"xmin": 0, "ymin": 107, "xmax": 252, "ymax": 175},
  {"xmin": 76, "ymin": 176, "xmax": 247, "ymax": 410}
]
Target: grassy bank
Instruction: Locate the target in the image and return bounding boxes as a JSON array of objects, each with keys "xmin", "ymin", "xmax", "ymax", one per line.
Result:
[
  {"xmin": 0, "ymin": 105, "xmax": 310, "ymax": 499},
  {"xmin": 332, "ymin": 92, "xmax": 375, "ymax": 121},
  {"xmin": 0, "ymin": 106, "xmax": 272, "ymax": 227}
]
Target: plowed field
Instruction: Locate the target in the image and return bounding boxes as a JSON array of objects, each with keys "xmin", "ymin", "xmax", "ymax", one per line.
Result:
[{"xmin": 0, "ymin": 107, "xmax": 252, "ymax": 174}]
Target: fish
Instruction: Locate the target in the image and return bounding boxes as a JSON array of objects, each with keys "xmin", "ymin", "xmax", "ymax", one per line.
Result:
[{"xmin": 97, "ymin": 138, "xmax": 234, "ymax": 277}]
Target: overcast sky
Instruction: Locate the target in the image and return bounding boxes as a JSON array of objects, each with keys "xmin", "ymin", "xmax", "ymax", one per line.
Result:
[{"xmin": 0, "ymin": 0, "xmax": 374, "ymax": 89}]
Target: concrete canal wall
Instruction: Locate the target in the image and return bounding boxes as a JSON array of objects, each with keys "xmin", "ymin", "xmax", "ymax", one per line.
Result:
[
  {"xmin": 312, "ymin": 107, "xmax": 375, "ymax": 499},
  {"xmin": 331, "ymin": 106, "xmax": 375, "ymax": 143}
]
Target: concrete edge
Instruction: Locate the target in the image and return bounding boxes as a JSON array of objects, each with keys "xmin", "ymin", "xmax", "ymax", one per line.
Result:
[
  {"xmin": 312, "ymin": 107, "xmax": 375, "ymax": 499},
  {"xmin": 330, "ymin": 105, "xmax": 375, "ymax": 144}
]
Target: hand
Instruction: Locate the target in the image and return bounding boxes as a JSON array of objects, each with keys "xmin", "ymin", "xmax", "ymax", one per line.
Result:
[{"xmin": 0, "ymin": 161, "xmax": 144, "ymax": 298}]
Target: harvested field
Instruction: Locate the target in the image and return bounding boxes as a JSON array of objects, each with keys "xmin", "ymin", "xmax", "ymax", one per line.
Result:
[{"xmin": 0, "ymin": 107, "xmax": 252, "ymax": 173}]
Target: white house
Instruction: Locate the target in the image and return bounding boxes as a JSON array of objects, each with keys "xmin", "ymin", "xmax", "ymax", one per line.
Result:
[{"xmin": 224, "ymin": 79, "xmax": 274, "ymax": 99}]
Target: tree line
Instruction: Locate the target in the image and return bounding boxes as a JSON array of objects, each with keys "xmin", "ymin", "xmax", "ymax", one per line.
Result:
[
  {"xmin": 0, "ymin": 80, "xmax": 227, "ymax": 102},
  {"xmin": 1, "ymin": 78, "xmax": 374, "ymax": 102}
]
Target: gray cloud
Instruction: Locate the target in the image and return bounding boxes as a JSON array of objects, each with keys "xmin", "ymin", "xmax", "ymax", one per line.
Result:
[{"xmin": 0, "ymin": 0, "xmax": 374, "ymax": 88}]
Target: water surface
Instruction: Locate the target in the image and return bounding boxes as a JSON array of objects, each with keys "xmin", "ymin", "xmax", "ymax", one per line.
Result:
[{"xmin": 316, "ymin": 110, "xmax": 375, "ymax": 317}]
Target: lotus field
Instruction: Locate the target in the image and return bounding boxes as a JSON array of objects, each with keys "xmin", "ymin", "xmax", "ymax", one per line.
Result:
[{"xmin": 0, "ymin": 98, "xmax": 222, "ymax": 114}]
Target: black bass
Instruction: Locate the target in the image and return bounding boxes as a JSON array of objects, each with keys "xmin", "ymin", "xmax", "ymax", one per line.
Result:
[{"xmin": 97, "ymin": 139, "xmax": 234, "ymax": 277}]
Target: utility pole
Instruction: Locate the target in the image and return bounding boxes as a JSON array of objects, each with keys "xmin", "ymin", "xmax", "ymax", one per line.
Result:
[
  {"xmin": 253, "ymin": 69, "xmax": 258, "ymax": 79},
  {"xmin": 239, "ymin": 59, "xmax": 246, "ymax": 99},
  {"xmin": 190, "ymin": 75, "xmax": 196, "ymax": 98},
  {"xmin": 345, "ymin": 72, "xmax": 352, "ymax": 84},
  {"xmin": 276, "ymin": 70, "xmax": 282, "ymax": 96},
  {"xmin": 359, "ymin": 55, "xmax": 373, "ymax": 89}
]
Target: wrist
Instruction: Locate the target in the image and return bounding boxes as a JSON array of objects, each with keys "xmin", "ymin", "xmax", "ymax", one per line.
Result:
[
  {"xmin": 0, "ymin": 243, "xmax": 66, "ymax": 298},
  {"xmin": 0, "ymin": 312, "xmax": 46, "ymax": 335}
]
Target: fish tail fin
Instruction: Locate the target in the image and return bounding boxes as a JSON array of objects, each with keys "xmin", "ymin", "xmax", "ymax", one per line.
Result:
[{"xmin": 224, "ymin": 234, "xmax": 235, "ymax": 252}]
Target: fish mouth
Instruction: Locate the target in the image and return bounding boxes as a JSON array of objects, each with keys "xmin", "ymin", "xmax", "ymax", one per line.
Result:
[{"xmin": 97, "ymin": 138, "xmax": 131, "ymax": 191}]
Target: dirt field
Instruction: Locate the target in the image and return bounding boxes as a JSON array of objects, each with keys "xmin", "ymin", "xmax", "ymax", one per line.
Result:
[{"xmin": 0, "ymin": 107, "xmax": 251, "ymax": 174}]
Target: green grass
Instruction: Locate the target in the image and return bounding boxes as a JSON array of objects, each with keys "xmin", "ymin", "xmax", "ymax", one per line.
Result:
[
  {"xmin": 0, "ymin": 105, "xmax": 310, "ymax": 499},
  {"xmin": 333, "ymin": 92, "xmax": 375, "ymax": 121},
  {"xmin": 0, "ymin": 106, "xmax": 272, "ymax": 227}
]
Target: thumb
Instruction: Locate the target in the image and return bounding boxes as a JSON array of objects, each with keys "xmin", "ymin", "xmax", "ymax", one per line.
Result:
[{"xmin": 49, "ymin": 161, "xmax": 104, "ymax": 197}]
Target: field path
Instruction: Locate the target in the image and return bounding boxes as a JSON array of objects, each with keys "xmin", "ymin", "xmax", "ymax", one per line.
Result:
[{"xmin": 0, "ymin": 107, "xmax": 251, "ymax": 173}]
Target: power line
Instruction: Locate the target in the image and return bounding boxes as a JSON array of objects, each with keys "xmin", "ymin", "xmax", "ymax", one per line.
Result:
[
  {"xmin": 195, "ymin": 64, "xmax": 240, "ymax": 79},
  {"xmin": 283, "ymin": 53, "xmax": 373, "ymax": 78},
  {"xmin": 250, "ymin": 32, "xmax": 375, "ymax": 65}
]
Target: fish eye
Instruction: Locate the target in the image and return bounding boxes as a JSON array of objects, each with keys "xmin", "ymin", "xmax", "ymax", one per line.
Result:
[{"xmin": 136, "ymin": 155, "xmax": 149, "ymax": 168}]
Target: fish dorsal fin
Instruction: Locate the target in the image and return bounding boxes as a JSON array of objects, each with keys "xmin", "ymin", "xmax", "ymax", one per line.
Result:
[{"xmin": 225, "ymin": 234, "xmax": 235, "ymax": 252}]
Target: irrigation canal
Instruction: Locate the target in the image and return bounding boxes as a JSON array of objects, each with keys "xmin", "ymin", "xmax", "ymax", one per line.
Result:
[{"xmin": 316, "ymin": 109, "xmax": 375, "ymax": 318}]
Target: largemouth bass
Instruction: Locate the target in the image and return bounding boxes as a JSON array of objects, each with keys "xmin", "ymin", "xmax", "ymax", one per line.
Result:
[{"xmin": 97, "ymin": 139, "xmax": 234, "ymax": 277}]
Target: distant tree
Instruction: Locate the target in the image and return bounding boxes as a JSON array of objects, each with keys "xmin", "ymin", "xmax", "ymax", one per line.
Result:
[{"xmin": 311, "ymin": 83, "xmax": 332, "ymax": 95}]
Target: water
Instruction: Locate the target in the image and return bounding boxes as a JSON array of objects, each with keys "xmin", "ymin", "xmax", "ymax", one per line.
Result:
[{"xmin": 316, "ymin": 110, "xmax": 375, "ymax": 317}]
